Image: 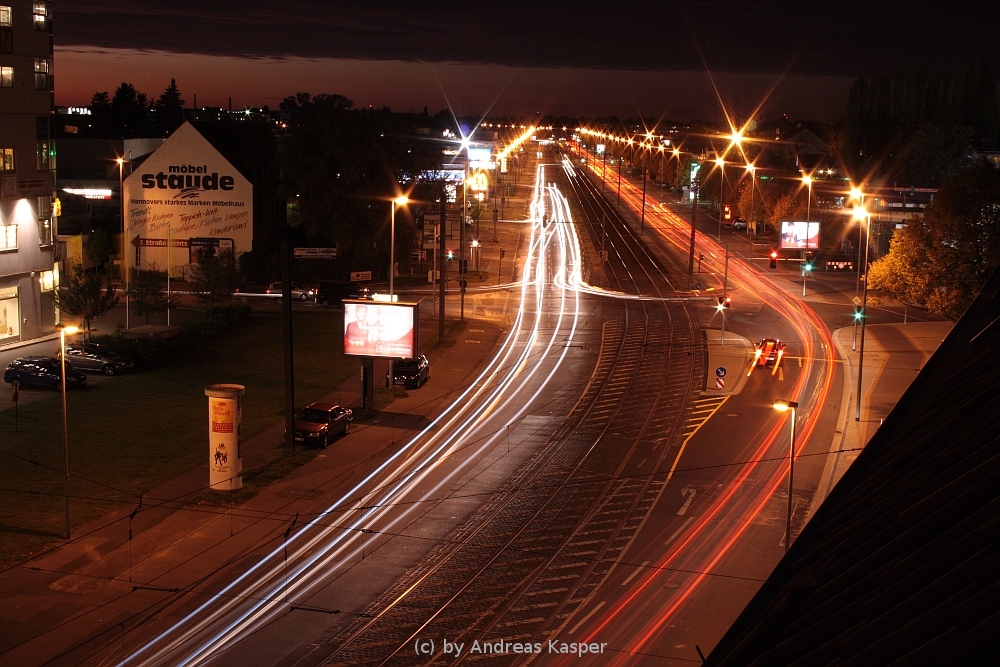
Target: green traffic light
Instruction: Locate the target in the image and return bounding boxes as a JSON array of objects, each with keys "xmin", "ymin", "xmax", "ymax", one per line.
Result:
[
  {"xmin": 853, "ymin": 310, "xmax": 863, "ymax": 320},
  {"xmin": 804, "ymin": 263, "xmax": 812, "ymax": 272}
]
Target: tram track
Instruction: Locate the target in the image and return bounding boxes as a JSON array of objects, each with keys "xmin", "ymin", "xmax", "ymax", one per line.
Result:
[{"xmin": 313, "ymin": 153, "xmax": 704, "ymax": 666}]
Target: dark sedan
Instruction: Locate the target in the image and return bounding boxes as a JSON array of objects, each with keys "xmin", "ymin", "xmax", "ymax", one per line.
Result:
[
  {"xmin": 390, "ymin": 355, "xmax": 430, "ymax": 389},
  {"xmin": 4, "ymin": 357, "xmax": 87, "ymax": 390},
  {"xmin": 58, "ymin": 343, "xmax": 135, "ymax": 375},
  {"xmin": 291, "ymin": 402, "xmax": 352, "ymax": 447}
]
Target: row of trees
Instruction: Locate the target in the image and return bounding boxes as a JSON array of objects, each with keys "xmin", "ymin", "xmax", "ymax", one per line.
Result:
[
  {"xmin": 53, "ymin": 246, "xmax": 244, "ymax": 339},
  {"xmin": 868, "ymin": 160, "xmax": 1000, "ymax": 319},
  {"xmin": 843, "ymin": 60, "xmax": 1000, "ymax": 186},
  {"xmin": 87, "ymin": 79, "xmax": 187, "ymax": 137}
]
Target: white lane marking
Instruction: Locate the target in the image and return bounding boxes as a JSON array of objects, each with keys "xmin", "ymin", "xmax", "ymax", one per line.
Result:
[
  {"xmin": 677, "ymin": 486, "xmax": 696, "ymax": 515},
  {"xmin": 568, "ymin": 600, "xmax": 606, "ymax": 635},
  {"xmin": 665, "ymin": 517, "xmax": 695, "ymax": 546},
  {"xmin": 621, "ymin": 561, "xmax": 650, "ymax": 586}
]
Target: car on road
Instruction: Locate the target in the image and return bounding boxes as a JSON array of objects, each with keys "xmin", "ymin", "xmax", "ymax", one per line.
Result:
[
  {"xmin": 755, "ymin": 338, "xmax": 786, "ymax": 367},
  {"xmin": 4, "ymin": 357, "xmax": 87, "ymax": 390},
  {"xmin": 58, "ymin": 343, "xmax": 135, "ymax": 376},
  {"xmin": 317, "ymin": 281, "xmax": 371, "ymax": 308},
  {"xmin": 731, "ymin": 217, "xmax": 748, "ymax": 230},
  {"xmin": 390, "ymin": 354, "xmax": 430, "ymax": 389},
  {"xmin": 267, "ymin": 282, "xmax": 316, "ymax": 301},
  {"xmin": 290, "ymin": 402, "xmax": 353, "ymax": 447}
]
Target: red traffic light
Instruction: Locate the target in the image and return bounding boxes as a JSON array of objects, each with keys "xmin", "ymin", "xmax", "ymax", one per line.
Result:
[
  {"xmin": 770, "ymin": 250, "xmax": 778, "ymax": 259},
  {"xmin": 724, "ymin": 204, "xmax": 732, "ymax": 220},
  {"xmin": 724, "ymin": 296, "xmax": 732, "ymax": 309}
]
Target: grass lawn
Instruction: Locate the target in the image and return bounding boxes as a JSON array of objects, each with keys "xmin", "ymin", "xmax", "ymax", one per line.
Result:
[{"xmin": 0, "ymin": 307, "xmax": 369, "ymax": 565}]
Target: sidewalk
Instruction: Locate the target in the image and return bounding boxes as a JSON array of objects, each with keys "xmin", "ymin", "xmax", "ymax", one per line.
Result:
[{"xmin": 808, "ymin": 321, "xmax": 952, "ymax": 518}]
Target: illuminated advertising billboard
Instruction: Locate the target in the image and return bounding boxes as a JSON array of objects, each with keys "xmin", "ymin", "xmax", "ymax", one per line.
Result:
[
  {"xmin": 343, "ymin": 301, "xmax": 418, "ymax": 359},
  {"xmin": 780, "ymin": 221, "xmax": 820, "ymax": 249}
]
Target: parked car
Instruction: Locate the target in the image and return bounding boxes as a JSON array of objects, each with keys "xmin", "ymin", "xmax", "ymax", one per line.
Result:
[
  {"xmin": 266, "ymin": 281, "xmax": 315, "ymax": 301},
  {"xmin": 731, "ymin": 217, "xmax": 748, "ymax": 230},
  {"xmin": 4, "ymin": 357, "xmax": 87, "ymax": 390},
  {"xmin": 317, "ymin": 281, "xmax": 371, "ymax": 308},
  {"xmin": 290, "ymin": 402, "xmax": 353, "ymax": 447},
  {"xmin": 58, "ymin": 343, "xmax": 135, "ymax": 376},
  {"xmin": 234, "ymin": 283, "xmax": 269, "ymax": 295},
  {"xmin": 390, "ymin": 355, "xmax": 430, "ymax": 389}
]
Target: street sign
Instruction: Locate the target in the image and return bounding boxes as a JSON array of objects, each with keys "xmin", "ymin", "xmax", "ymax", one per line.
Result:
[
  {"xmin": 716, "ymin": 377, "xmax": 725, "ymax": 389},
  {"xmin": 294, "ymin": 247, "xmax": 338, "ymax": 259},
  {"xmin": 131, "ymin": 236, "xmax": 189, "ymax": 248},
  {"xmin": 694, "ymin": 282, "xmax": 702, "ymax": 289},
  {"xmin": 853, "ymin": 296, "xmax": 862, "ymax": 306},
  {"xmin": 350, "ymin": 271, "xmax": 372, "ymax": 282},
  {"xmin": 715, "ymin": 366, "xmax": 727, "ymax": 378}
]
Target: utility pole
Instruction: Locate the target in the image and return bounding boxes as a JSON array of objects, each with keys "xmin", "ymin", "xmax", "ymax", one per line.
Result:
[
  {"xmin": 688, "ymin": 186, "xmax": 698, "ymax": 276},
  {"xmin": 439, "ymin": 191, "xmax": 446, "ymax": 340},
  {"xmin": 280, "ymin": 224, "xmax": 295, "ymax": 453},
  {"xmin": 640, "ymin": 165, "xmax": 647, "ymax": 233}
]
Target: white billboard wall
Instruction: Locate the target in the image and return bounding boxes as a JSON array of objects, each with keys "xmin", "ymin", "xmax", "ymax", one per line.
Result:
[
  {"xmin": 343, "ymin": 301, "xmax": 418, "ymax": 359},
  {"xmin": 123, "ymin": 122, "xmax": 253, "ymax": 277},
  {"xmin": 780, "ymin": 221, "xmax": 820, "ymax": 250}
]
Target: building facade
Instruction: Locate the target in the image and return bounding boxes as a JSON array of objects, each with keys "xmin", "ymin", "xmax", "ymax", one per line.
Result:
[{"xmin": 0, "ymin": 0, "xmax": 57, "ymax": 345}]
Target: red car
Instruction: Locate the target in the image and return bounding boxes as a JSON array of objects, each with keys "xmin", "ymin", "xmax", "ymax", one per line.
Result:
[
  {"xmin": 755, "ymin": 339, "xmax": 786, "ymax": 367},
  {"xmin": 291, "ymin": 402, "xmax": 352, "ymax": 447}
]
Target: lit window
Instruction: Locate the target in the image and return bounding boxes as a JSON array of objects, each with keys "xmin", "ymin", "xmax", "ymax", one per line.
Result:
[
  {"xmin": 32, "ymin": 2, "xmax": 50, "ymax": 31},
  {"xmin": 37, "ymin": 196, "xmax": 52, "ymax": 244},
  {"xmin": 0, "ymin": 147, "xmax": 13, "ymax": 171},
  {"xmin": 0, "ymin": 224, "xmax": 16, "ymax": 250},
  {"xmin": 40, "ymin": 269, "xmax": 55, "ymax": 291},
  {"xmin": 1, "ymin": 6, "xmax": 11, "ymax": 27},
  {"xmin": 37, "ymin": 141, "xmax": 49, "ymax": 170},
  {"xmin": 0, "ymin": 66, "xmax": 12, "ymax": 89},
  {"xmin": 34, "ymin": 58, "xmax": 50, "ymax": 90}
]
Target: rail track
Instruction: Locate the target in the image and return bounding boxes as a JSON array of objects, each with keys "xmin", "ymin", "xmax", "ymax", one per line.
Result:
[{"xmin": 306, "ymin": 154, "xmax": 705, "ymax": 666}]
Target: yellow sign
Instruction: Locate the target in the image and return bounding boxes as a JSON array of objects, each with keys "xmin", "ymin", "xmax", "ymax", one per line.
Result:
[{"xmin": 466, "ymin": 172, "xmax": 489, "ymax": 192}]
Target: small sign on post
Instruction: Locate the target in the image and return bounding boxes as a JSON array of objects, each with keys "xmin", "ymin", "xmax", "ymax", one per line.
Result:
[
  {"xmin": 350, "ymin": 271, "xmax": 372, "ymax": 282},
  {"xmin": 293, "ymin": 247, "xmax": 338, "ymax": 259}
]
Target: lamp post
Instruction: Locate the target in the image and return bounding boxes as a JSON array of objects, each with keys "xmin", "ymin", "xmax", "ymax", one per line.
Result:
[
  {"xmin": 117, "ymin": 157, "xmax": 129, "ymax": 330},
  {"xmin": 715, "ymin": 157, "xmax": 725, "ymax": 240},
  {"xmin": 389, "ymin": 195, "xmax": 408, "ymax": 298},
  {"xmin": 57, "ymin": 323, "xmax": 79, "ymax": 539},
  {"xmin": 746, "ymin": 164, "xmax": 756, "ymax": 255},
  {"xmin": 854, "ymin": 205, "xmax": 871, "ymax": 422},
  {"xmin": 850, "ymin": 188, "xmax": 865, "ymax": 350},
  {"xmin": 773, "ymin": 399, "xmax": 799, "ymax": 552}
]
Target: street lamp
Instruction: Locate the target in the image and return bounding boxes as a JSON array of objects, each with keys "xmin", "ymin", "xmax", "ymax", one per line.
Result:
[
  {"xmin": 849, "ymin": 188, "xmax": 866, "ymax": 350},
  {"xmin": 715, "ymin": 157, "xmax": 725, "ymax": 240},
  {"xmin": 853, "ymin": 204, "xmax": 872, "ymax": 422},
  {"xmin": 57, "ymin": 323, "xmax": 79, "ymax": 539},
  {"xmin": 745, "ymin": 164, "xmax": 756, "ymax": 241},
  {"xmin": 772, "ymin": 399, "xmax": 799, "ymax": 552},
  {"xmin": 389, "ymin": 195, "xmax": 408, "ymax": 298},
  {"xmin": 116, "ymin": 157, "xmax": 129, "ymax": 330}
]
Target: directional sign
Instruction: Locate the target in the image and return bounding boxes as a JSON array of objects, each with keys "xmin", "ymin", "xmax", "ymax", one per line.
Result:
[
  {"xmin": 715, "ymin": 366, "xmax": 727, "ymax": 378},
  {"xmin": 294, "ymin": 247, "xmax": 338, "ymax": 259},
  {"xmin": 131, "ymin": 236, "xmax": 188, "ymax": 248},
  {"xmin": 350, "ymin": 271, "xmax": 372, "ymax": 282}
]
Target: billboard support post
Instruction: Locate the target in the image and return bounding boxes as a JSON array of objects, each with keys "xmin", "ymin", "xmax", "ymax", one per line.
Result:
[
  {"xmin": 280, "ymin": 229, "xmax": 295, "ymax": 453},
  {"xmin": 361, "ymin": 358, "xmax": 374, "ymax": 411},
  {"xmin": 439, "ymin": 192, "xmax": 447, "ymax": 341}
]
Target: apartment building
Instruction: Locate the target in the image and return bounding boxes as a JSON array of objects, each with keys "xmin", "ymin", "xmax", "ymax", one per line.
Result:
[{"xmin": 0, "ymin": 1, "xmax": 57, "ymax": 345}]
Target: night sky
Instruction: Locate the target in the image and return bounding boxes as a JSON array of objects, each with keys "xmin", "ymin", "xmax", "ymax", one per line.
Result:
[{"xmin": 57, "ymin": 2, "xmax": 997, "ymax": 121}]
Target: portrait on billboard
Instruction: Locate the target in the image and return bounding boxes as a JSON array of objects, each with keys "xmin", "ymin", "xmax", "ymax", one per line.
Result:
[
  {"xmin": 343, "ymin": 301, "xmax": 416, "ymax": 358},
  {"xmin": 780, "ymin": 221, "xmax": 820, "ymax": 249}
]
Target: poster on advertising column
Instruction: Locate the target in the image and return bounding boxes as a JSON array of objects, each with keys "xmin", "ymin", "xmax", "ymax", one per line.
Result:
[{"xmin": 123, "ymin": 122, "xmax": 253, "ymax": 278}]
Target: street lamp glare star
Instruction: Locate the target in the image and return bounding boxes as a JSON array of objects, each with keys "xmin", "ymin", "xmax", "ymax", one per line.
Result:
[
  {"xmin": 850, "ymin": 186, "xmax": 864, "ymax": 201},
  {"xmin": 802, "ymin": 174, "xmax": 813, "ymax": 186},
  {"xmin": 773, "ymin": 399, "xmax": 799, "ymax": 412},
  {"xmin": 393, "ymin": 195, "xmax": 409, "ymax": 206},
  {"xmin": 852, "ymin": 205, "xmax": 869, "ymax": 221},
  {"xmin": 715, "ymin": 157, "xmax": 724, "ymax": 167}
]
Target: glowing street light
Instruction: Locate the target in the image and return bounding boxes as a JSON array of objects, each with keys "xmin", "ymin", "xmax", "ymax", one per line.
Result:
[
  {"xmin": 852, "ymin": 204, "xmax": 872, "ymax": 422},
  {"xmin": 772, "ymin": 399, "xmax": 800, "ymax": 552},
  {"xmin": 390, "ymin": 194, "xmax": 408, "ymax": 298},
  {"xmin": 57, "ymin": 323, "xmax": 79, "ymax": 539}
]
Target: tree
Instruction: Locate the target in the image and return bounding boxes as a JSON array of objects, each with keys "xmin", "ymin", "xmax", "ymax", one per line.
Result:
[
  {"xmin": 111, "ymin": 82, "xmax": 151, "ymax": 137},
  {"xmin": 91, "ymin": 91, "xmax": 110, "ymax": 107},
  {"xmin": 156, "ymin": 78, "xmax": 184, "ymax": 109},
  {"xmin": 52, "ymin": 264, "xmax": 120, "ymax": 340},
  {"xmin": 188, "ymin": 248, "xmax": 242, "ymax": 317},
  {"xmin": 127, "ymin": 267, "xmax": 170, "ymax": 324},
  {"xmin": 83, "ymin": 228, "xmax": 114, "ymax": 273},
  {"xmin": 868, "ymin": 160, "xmax": 1000, "ymax": 318}
]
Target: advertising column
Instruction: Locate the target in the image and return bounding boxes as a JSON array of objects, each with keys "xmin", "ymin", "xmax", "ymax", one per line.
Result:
[{"xmin": 204, "ymin": 384, "xmax": 245, "ymax": 490}]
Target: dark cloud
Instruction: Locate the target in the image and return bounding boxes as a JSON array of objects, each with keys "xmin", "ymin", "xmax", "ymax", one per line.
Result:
[{"xmin": 59, "ymin": 2, "xmax": 996, "ymax": 77}]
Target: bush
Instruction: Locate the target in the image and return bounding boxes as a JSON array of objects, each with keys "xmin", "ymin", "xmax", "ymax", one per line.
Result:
[{"xmin": 92, "ymin": 304, "xmax": 252, "ymax": 369}]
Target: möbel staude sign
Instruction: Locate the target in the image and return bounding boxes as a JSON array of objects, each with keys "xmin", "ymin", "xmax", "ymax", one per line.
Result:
[{"xmin": 123, "ymin": 122, "xmax": 253, "ymax": 277}]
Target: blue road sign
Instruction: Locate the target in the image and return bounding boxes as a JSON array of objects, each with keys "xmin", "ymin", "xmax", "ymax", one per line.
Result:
[{"xmin": 715, "ymin": 366, "xmax": 727, "ymax": 378}]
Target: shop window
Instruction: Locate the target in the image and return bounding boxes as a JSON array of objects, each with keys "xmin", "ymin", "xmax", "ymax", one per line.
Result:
[
  {"xmin": 0, "ymin": 224, "xmax": 16, "ymax": 250},
  {"xmin": 0, "ymin": 287, "xmax": 18, "ymax": 340},
  {"xmin": 0, "ymin": 66, "xmax": 12, "ymax": 89}
]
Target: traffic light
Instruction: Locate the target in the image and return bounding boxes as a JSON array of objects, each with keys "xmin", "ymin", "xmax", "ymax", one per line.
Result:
[
  {"xmin": 717, "ymin": 296, "xmax": 725, "ymax": 310},
  {"xmin": 854, "ymin": 305, "xmax": 863, "ymax": 321},
  {"xmin": 447, "ymin": 250, "xmax": 454, "ymax": 260},
  {"xmin": 804, "ymin": 250, "xmax": 814, "ymax": 272},
  {"xmin": 724, "ymin": 204, "xmax": 732, "ymax": 220},
  {"xmin": 500, "ymin": 249, "xmax": 506, "ymax": 259},
  {"xmin": 723, "ymin": 296, "xmax": 732, "ymax": 309},
  {"xmin": 769, "ymin": 250, "xmax": 778, "ymax": 269}
]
